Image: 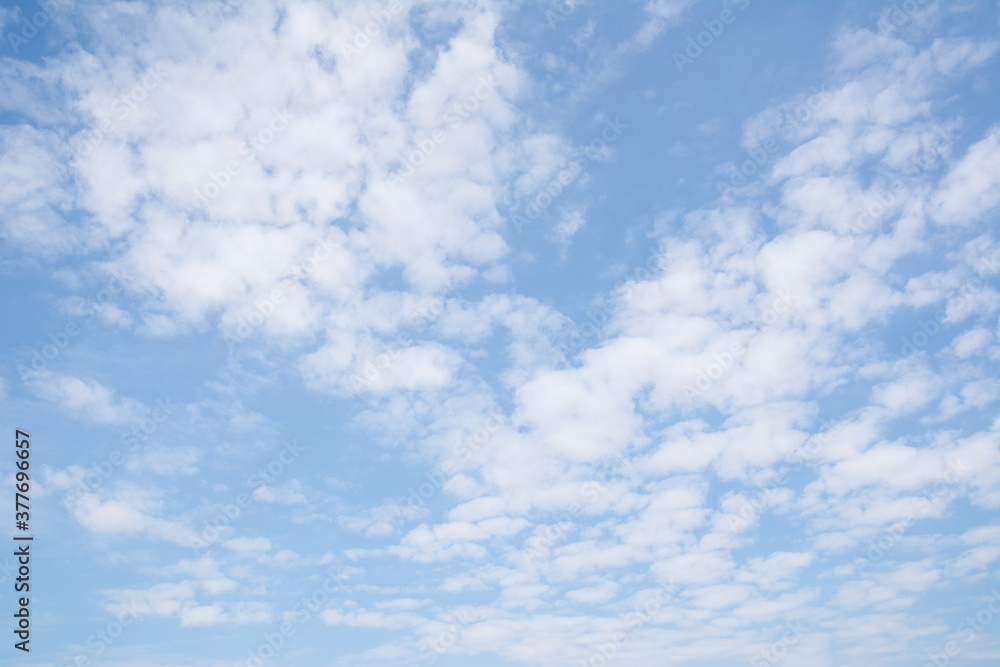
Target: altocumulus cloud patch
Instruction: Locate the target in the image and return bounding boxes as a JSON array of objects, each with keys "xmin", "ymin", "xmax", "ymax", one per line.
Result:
[{"xmin": 1, "ymin": 1, "xmax": 1000, "ymax": 666}]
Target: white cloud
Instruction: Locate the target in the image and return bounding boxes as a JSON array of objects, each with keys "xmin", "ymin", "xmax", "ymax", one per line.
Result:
[
  {"xmin": 932, "ymin": 125, "xmax": 1000, "ymax": 224},
  {"xmin": 549, "ymin": 208, "xmax": 586, "ymax": 245},
  {"xmin": 126, "ymin": 445, "xmax": 201, "ymax": 475},
  {"xmin": 6, "ymin": 1, "xmax": 1000, "ymax": 664},
  {"xmin": 68, "ymin": 485, "xmax": 199, "ymax": 546},
  {"xmin": 252, "ymin": 481, "xmax": 307, "ymax": 505},
  {"xmin": 223, "ymin": 536, "xmax": 272, "ymax": 553},
  {"xmin": 951, "ymin": 326, "xmax": 993, "ymax": 357},
  {"xmin": 564, "ymin": 580, "xmax": 618, "ymax": 604},
  {"xmin": 25, "ymin": 370, "xmax": 145, "ymax": 424}
]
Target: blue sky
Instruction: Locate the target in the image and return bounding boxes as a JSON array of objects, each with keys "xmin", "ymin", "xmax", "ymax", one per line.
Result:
[{"xmin": 1, "ymin": 1, "xmax": 1000, "ymax": 665}]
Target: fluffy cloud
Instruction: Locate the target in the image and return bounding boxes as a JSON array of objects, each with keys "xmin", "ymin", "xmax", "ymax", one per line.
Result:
[{"xmin": 5, "ymin": 1, "xmax": 1000, "ymax": 665}]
